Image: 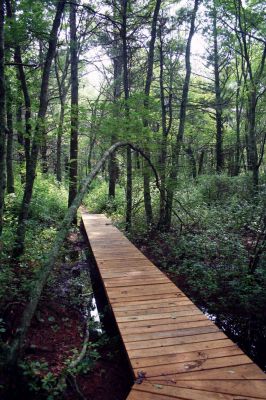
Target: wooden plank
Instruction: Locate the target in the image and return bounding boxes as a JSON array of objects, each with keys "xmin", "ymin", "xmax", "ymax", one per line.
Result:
[
  {"xmin": 133, "ymin": 355, "xmax": 254, "ymax": 378},
  {"xmin": 82, "ymin": 213, "xmax": 266, "ymax": 400},
  {"xmin": 116, "ymin": 308, "xmax": 202, "ymax": 323},
  {"xmin": 127, "ymin": 389, "xmax": 180, "ymax": 400},
  {"xmin": 167, "ymin": 379, "xmax": 266, "ymax": 399},
  {"xmin": 115, "ymin": 304, "xmax": 196, "ymax": 318},
  {"xmin": 129, "ymin": 381, "xmax": 261, "ymax": 400},
  {"xmin": 112, "ymin": 296, "xmax": 190, "ymax": 310},
  {"xmin": 131, "ymin": 346, "xmax": 243, "ymax": 369},
  {"xmin": 111, "ymin": 292, "xmax": 185, "ymax": 304},
  {"xmin": 119, "ymin": 319, "xmax": 213, "ymax": 339},
  {"xmin": 104, "ymin": 277, "xmax": 170, "ymax": 288},
  {"xmin": 127, "ymin": 338, "xmax": 233, "ymax": 359},
  {"xmin": 124, "ymin": 331, "xmax": 226, "ymax": 350},
  {"xmin": 127, "ymin": 389, "xmax": 177, "ymax": 400},
  {"xmin": 149, "ymin": 362, "xmax": 266, "ymax": 381},
  {"xmin": 122, "ymin": 326, "xmax": 220, "ymax": 344}
]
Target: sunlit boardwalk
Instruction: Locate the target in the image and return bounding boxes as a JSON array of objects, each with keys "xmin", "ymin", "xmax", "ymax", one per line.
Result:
[{"xmin": 81, "ymin": 212, "xmax": 266, "ymax": 400}]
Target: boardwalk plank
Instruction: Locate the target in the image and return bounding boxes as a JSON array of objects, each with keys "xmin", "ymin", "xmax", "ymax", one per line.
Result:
[{"xmin": 131, "ymin": 346, "xmax": 243, "ymax": 369}]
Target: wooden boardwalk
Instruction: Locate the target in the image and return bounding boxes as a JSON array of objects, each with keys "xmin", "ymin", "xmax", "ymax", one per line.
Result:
[{"xmin": 82, "ymin": 212, "xmax": 266, "ymax": 400}]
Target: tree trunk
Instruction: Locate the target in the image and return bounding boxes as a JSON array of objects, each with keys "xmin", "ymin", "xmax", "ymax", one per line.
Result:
[
  {"xmin": 121, "ymin": 0, "xmax": 132, "ymax": 231},
  {"xmin": 185, "ymin": 146, "xmax": 197, "ymax": 179},
  {"xmin": 56, "ymin": 101, "xmax": 65, "ymax": 182},
  {"xmin": 164, "ymin": 0, "xmax": 199, "ymax": 229},
  {"xmin": 213, "ymin": 7, "xmax": 224, "ymax": 173},
  {"xmin": 142, "ymin": 0, "xmax": 162, "ymax": 226},
  {"xmin": 247, "ymin": 89, "xmax": 258, "ymax": 187},
  {"xmin": 68, "ymin": 0, "xmax": 79, "ymax": 224},
  {"xmin": 158, "ymin": 23, "xmax": 173, "ymax": 229},
  {"xmin": 16, "ymin": 102, "xmax": 25, "ymax": 184},
  {"xmin": 13, "ymin": 0, "xmax": 66, "ymax": 257},
  {"xmin": 109, "ymin": 54, "xmax": 122, "ymax": 198},
  {"xmin": 0, "ymin": 0, "xmax": 6, "ymax": 236},
  {"xmin": 6, "ymin": 77, "xmax": 14, "ymax": 193},
  {"xmin": 198, "ymin": 149, "xmax": 205, "ymax": 175}
]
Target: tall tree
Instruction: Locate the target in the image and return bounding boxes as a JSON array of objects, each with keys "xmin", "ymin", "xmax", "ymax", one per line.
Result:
[
  {"xmin": 68, "ymin": 0, "xmax": 79, "ymax": 221},
  {"xmin": 212, "ymin": 4, "xmax": 224, "ymax": 172},
  {"xmin": 6, "ymin": 77, "xmax": 14, "ymax": 193},
  {"xmin": 164, "ymin": 0, "xmax": 199, "ymax": 229},
  {"xmin": 54, "ymin": 49, "xmax": 71, "ymax": 182},
  {"xmin": 142, "ymin": 0, "xmax": 162, "ymax": 226},
  {"xmin": 0, "ymin": 0, "xmax": 6, "ymax": 236}
]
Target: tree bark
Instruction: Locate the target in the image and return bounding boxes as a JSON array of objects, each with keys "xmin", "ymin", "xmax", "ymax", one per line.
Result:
[
  {"xmin": 0, "ymin": 0, "xmax": 6, "ymax": 236},
  {"xmin": 109, "ymin": 49, "xmax": 122, "ymax": 198},
  {"xmin": 158, "ymin": 22, "xmax": 173, "ymax": 229},
  {"xmin": 164, "ymin": 0, "xmax": 199, "ymax": 229},
  {"xmin": 16, "ymin": 102, "xmax": 25, "ymax": 184},
  {"xmin": 121, "ymin": 0, "xmax": 132, "ymax": 231},
  {"xmin": 68, "ymin": 0, "xmax": 79, "ymax": 225},
  {"xmin": 213, "ymin": 7, "xmax": 224, "ymax": 173},
  {"xmin": 55, "ymin": 51, "xmax": 70, "ymax": 182},
  {"xmin": 198, "ymin": 149, "xmax": 205, "ymax": 175},
  {"xmin": 13, "ymin": 0, "xmax": 66, "ymax": 257},
  {"xmin": 6, "ymin": 77, "xmax": 14, "ymax": 193},
  {"xmin": 142, "ymin": 0, "xmax": 162, "ymax": 226}
]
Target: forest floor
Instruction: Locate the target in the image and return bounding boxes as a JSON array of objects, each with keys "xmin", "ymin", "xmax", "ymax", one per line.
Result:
[{"xmin": 0, "ymin": 231, "xmax": 132, "ymax": 400}]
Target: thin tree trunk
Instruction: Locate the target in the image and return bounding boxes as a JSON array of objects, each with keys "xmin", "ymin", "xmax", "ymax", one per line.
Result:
[
  {"xmin": 56, "ymin": 102, "xmax": 65, "ymax": 182},
  {"xmin": 247, "ymin": 90, "xmax": 258, "ymax": 186},
  {"xmin": 121, "ymin": 0, "xmax": 132, "ymax": 230},
  {"xmin": 198, "ymin": 149, "xmax": 205, "ymax": 175},
  {"xmin": 142, "ymin": 0, "xmax": 162, "ymax": 226},
  {"xmin": 213, "ymin": 7, "xmax": 224, "ymax": 173},
  {"xmin": 13, "ymin": 0, "xmax": 66, "ymax": 257},
  {"xmin": 6, "ymin": 77, "xmax": 14, "ymax": 193},
  {"xmin": 158, "ymin": 23, "xmax": 173, "ymax": 228},
  {"xmin": 109, "ymin": 54, "xmax": 122, "ymax": 198},
  {"xmin": 68, "ymin": 0, "xmax": 79, "ymax": 224},
  {"xmin": 16, "ymin": 102, "xmax": 25, "ymax": 184},
  {"xmin": 233, "ymin": 55, "xmax": 243, "ymax": 176},
  {"xmin": 164, "ymin": 0, "xmax": 199, "ymax": 229},
  {"xmin": 54, "ymin": 51, "xmax": 70, "ymax": 182},
  {"xmin": 185, "ymin": 146, "xmax": 197, "ymax": 179},
  {"xmin": 0, "ymin": 0, "xmax": 6, "ymax": 236}
]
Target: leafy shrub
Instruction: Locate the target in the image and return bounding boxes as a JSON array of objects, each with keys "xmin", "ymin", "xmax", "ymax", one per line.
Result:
[{"xmin": 84, "ymin": 179, "xmax": 125, "ymax": 219}]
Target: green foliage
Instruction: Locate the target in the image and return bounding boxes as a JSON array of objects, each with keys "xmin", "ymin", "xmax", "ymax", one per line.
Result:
[
  {"xmin": 19, "ymin": 360, "xmax": 66, "ymax": 399},
  {"xmin": 0, "ymin": 175, "xmax": 68, "ymax": 306},
  {"xmin": 84, "ymin": 179, "xmax": 125, "ymax": 219}
]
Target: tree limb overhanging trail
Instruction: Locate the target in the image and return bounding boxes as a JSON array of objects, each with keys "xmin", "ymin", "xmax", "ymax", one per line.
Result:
[{"xmin": 6, "ymin": 141, "xmax": 160, "ymax": 367}]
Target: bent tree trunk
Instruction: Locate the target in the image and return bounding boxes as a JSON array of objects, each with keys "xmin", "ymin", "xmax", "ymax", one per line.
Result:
[{"xmin": 7, "ymin": 141, "xmax": 159, "ymax": 367}]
